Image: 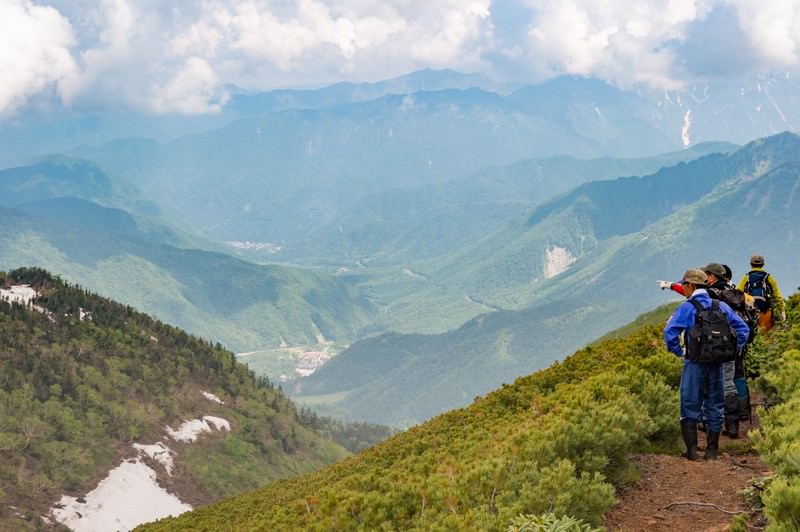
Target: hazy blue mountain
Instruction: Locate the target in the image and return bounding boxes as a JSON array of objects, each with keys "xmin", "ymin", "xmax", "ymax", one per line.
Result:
[
  {"xmin": 66, "ymin": 74, "xmax": 800, "ymax": 246},
  {"xmin": 276, "ymin": 141, "xmax": 737, "ymax": 266},
  {"xmin": 0, "ymin": 108, "xmax": 235, "ymax": 168},
  {"xmin": 228, "ymin": 68, "xmax": 506, "ymax": 115},
  {"xmin": 0, "ymin": 69, "xmax": 499, "ymax": 166},
  {"xmin": 0, "ymin": 155, "xmax": 158, "ymax": 215},
  {"xmin": 0, "ymin": 203, "xmax": 378, "ymax": 353},
  {"xmin": 73, "ymin": 89, "xmax": 606, "ymax": 241},
  {"xmin": 0, "ymin": 156, "xmax": 230, "ymax": 252},
  {"xmin": 292, "ymin": 132, "xmax": 800, "ymax": 426}
]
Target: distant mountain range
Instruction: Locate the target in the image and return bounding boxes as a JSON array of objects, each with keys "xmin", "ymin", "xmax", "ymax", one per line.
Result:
[
  {"xmin": 3, "ymin": 69, "xmax": 800, "ymax": 428},
  {"xmin": 292, "ymin": 132, "xmax": 800, "ymax": 426},
  {"xmin": 279, "ymin": 141, "xmax": 736, "ymax": 267},
  {"xmin": 65, "ymin": 73, "xmax": 800, "ymax": 243},
  {"xmin": 0, "ymin": 144, "xmax": 727, "ymax": 356},
  {"xmin": 2, "ymin": 70, "xmax": 795, "ymax": 243},
  {"xmin": 0, "ymin": 158, "xmax": 378, "ymax": 352}
]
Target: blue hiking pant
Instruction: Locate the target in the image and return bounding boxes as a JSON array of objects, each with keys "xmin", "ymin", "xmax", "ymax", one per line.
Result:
[{"xmin": 680, "ymin": 359, "xmax": 725, "ymax": 432}]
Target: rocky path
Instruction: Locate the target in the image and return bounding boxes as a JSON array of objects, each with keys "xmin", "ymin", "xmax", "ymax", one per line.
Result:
[{"xmin": 604, "ymin": 410, "xmax": 770, "ymax": 531}]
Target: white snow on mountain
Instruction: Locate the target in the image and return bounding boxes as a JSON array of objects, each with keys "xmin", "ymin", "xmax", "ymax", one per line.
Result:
[
  {"xmin": 50, "ymin": 460, "xmax": 191, "ymax": 532},
  {"xmin": 682, "ymin": 109, "xmax": 693, "ymax": 147},
  {"xmin": 166, "ymin": 415, "xmax": 231, "ymax": 443},
  {"xmin": 132, "ymin": 442, "xmax": 175, "ymax": 475},
  {"xmin": 544, "ymin": 246, "xmax": 577, "ymax": 278},
  {"xmin": 202, "ymin": 391, "xmax": 224, "ymax": 404},
  {"xmin": 0, "ymin": 284, "xmax": 37, "ymax": 304},
  {"xmin": 49, "ymin": 389, "xmax": 232, "ymax": 531}
]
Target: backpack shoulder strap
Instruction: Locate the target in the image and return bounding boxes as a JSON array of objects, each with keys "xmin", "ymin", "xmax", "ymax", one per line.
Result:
[{"xmin": 689, "ymin": 298, "xmax": 704, "ymax": 315}]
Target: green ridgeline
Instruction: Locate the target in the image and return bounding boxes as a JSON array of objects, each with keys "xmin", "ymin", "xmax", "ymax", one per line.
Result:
[
  {"xmin": 139, "ymin": 299, "xmax": 687, "ymax": 530},
  {"xmin": 143, "ymin": 291, "xmax": 800, "ymax": 531},
  {"xmin": 0, "ymin": 268, "xmax": 388, "ymax": 532}
]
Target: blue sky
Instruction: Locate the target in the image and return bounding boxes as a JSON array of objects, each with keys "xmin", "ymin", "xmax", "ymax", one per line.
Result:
[{"xmin": 2, "ymin": 0, "xmax": 800, "ymax": 117}]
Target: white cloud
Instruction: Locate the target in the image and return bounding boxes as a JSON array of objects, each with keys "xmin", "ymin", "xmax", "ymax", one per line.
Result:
[
  {"xmin": 0, "ymin": 0, "xmax": 76, "ymax": 116},
  {"xmin": 186, "ymin": 0, "xmax": 491, "ymax": 84},
  {"xmin": 151, "ymin": 57, "xmax": 228, "ymax": 114},
  {"xmin": 12, "ymin": 0, "xmax": 492, "ymax": 115},
  {"xmin": 515, "ymin": 0, "xmax": 800, "ymax": 88},
  {"xmin": 2, "ymin": 0, "xmax": 800, "ymax": 116},
  {"xmin": 520, "ymin": 0, "xmax": 710, "ymax": 88},
  {"xmin": 731, "ymin": 0, "xmax": 800, "ymax": 67}
]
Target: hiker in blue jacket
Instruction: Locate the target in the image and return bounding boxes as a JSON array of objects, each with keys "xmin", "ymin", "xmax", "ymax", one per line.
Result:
[{"xmin": 663, "ymin": 269, "xmax": 750, "ymax": 460}]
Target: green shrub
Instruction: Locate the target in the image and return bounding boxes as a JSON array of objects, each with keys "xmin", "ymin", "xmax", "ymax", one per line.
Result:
[
  {"xmin": 507, "ymin": 512, "xmax": 603, "ymax": 532},
  {"xmin": 749, "ymin": 294, "xmax": 800, "ymax": 530}
]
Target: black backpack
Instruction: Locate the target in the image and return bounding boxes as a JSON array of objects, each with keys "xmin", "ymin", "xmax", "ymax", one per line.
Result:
[
  {"xmin": 685, "ymin": 299, "xmax": 738, "ymax": 364},
  {"xmin": 710, "ymin": 286, "xmax": 758, "ymax": 343},
  {"xmin": 744, "ymin": 270, "xmax": 773, "ymax": 311}
]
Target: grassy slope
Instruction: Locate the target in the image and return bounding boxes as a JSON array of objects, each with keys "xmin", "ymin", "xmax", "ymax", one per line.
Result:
[
  {"xmin": 140, "ymin": 307, "xmax": 685, "ymax": 531},
  {"xmin": 144, "ymin": 292, "xmax": 800, "ymax": 531}
]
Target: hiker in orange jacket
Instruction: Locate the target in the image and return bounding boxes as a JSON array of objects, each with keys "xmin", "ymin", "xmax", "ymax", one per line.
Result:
[{"xmin": 738, "ymin": 254, "xmax": 785, "ymax": 332}]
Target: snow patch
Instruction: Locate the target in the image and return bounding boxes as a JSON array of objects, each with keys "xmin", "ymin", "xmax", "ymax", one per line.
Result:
[
  {"xmin": 51, "ymin": 460, "xmax": 191, "ymax": 532},
  {"xmin": 0, "ymin": 285, "xmax": 38, "ymax": 305},
  {"xmin": 544, "ymin": 246, "xmax": 576, "ymax": 278},
  {"xmin": 0, "ymin": 284, "xmax": 52, "ymax": 318},
  {"xmin": 166, "ymin": 416, "xmax": 231, "ymax": 443},
  {"xmin": 204, "ymin": 416, "xmax": 231, "ymax": 431},
  {"xmin": 403, "ymin": 268, "xmax": 421, "ymax": 278},
  {"xmin": 133, "ymin": 442, "xmax": 175, "ymax": 475},
  {"xmin": 681, "ymin": 109, "xmax": 693, "ymax": 147},
  {"xmin": 202, "ymin": 391, "xmax": 224, "ymax": 405}
]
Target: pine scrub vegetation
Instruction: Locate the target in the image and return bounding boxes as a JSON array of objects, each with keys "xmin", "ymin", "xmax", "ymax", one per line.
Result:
[
  {"xmin": 748, "ymin": 292, "xmax": 800, "ymax": 530},
  {"xmin": 140, "ymin": 307, "xmax": 683, "ymax": 531}
]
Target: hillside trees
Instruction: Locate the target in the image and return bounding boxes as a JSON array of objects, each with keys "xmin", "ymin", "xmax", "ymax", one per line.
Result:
[{"xmin": 0, "ymin": 267, "xmax": 377, "ymax": 530}]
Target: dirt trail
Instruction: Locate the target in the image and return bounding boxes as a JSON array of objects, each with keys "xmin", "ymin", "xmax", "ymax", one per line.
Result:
[{"xmin": 604, "ymin": 409, "xmax": 770, "ymax": 531}]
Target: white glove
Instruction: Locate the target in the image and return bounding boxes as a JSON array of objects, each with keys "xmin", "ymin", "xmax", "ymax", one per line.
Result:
[{"xmin": 657, "ymin": 280, "xmax": 671, "ymax": 290}]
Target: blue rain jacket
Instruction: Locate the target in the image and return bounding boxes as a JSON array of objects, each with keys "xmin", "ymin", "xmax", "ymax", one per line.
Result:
[{"xmin": 664, "ymin": 289, "xmax": 750, "ymax": 358}]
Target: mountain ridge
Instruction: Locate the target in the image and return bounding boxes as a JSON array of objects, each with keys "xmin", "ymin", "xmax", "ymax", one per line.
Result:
[
  {"xmin": 0, "ymin": 267, "xmax": 355, "ymax": 531},
  {"xmin": 292, "ymin": 132, "xmax": 800, "ymax": 426}
]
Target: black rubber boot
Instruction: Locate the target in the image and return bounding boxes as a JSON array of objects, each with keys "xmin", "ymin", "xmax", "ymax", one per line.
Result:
[
  {"xmin": 705, "ymin": 431, "xmax": 720, "ymax": 460},
  {"xmin": 725, "ymin": 417, "xmax": 739, "ymax": 439},
  {"xmin": 724, "ymin": 395, "xmax": 740, "ymax": 438},
  {"xmin": 738, "ymin": 396, "xmax": 751, "ymax": 421},
  {"xmin": 681, "ymin": 421, "xmax": 700, "ymax": 461}
]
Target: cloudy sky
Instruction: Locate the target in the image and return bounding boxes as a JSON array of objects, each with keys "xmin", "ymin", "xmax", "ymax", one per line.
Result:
[{"xmin": 2, "ymin": 0, "xmax": 800, "ymax": 117}]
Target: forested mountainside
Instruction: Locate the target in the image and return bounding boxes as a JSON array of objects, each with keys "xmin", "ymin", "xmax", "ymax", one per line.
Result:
[
  {"xmin": 0, "ymin": 268, "xmax": 388, "ymax": 531},
  {"xmin": 294, "ymin": 132, "xmax": 800, "ymax": 427},
  {"xmin": 281, "ymin": 141, "xmax": 734, "ymax": 267},
  {"xmin": 142, "ymin": 293, "xmax": 800, "ymax": 531}
]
